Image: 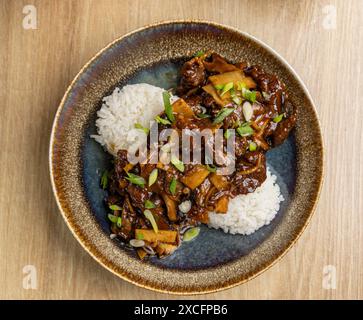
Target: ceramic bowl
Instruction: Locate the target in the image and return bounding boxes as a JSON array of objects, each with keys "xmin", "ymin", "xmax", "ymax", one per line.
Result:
[{"xmin": 49, "ymin": 21, "xmax": 323, "ymax": 294}]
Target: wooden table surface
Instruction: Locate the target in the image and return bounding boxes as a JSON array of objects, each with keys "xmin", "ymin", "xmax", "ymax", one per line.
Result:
[{"xmin": 1, "ymin": 0, "xmax": 362, "ymax": 300}]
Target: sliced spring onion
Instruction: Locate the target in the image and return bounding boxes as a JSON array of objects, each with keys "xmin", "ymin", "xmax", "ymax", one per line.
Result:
[
  {"xmin": 213, "ymin": 108, "xmax": 234, "ymax": 124},
  {"xmin": 155, "ymin": 115, "xmax": 172, "ymax": 125},
  {"xmin": 169, "ymin": 177, "xmax": 177, "ymax": 195},
  {"xmin": 220, "ymin": 82, "xmax": 234, "ymax": 96},
  {"xmin": 136, "ymin": 232, "xmax": 144, "ymax": 240},
  {"xmin": 236, "ymin": 81, "xmax": 247, "ymax": 91},
  {"xmin": 109, "ymin": 204, "xmax": 122, "ymax": 211},
  {"xmin": 116, "ymin": 216, "xmax": 122, "ymax": 228},
  {"xmin": 224, "ymin": 129, "xmax": 232, "ymax": 140},
  {"xmin": 206, "ymin": 164, "xmax": 217, "ymax": 173},
  {"xmin": 194, "ymin": 50, "xmax": 205, "ymax": 57},
  {"xmin": 148, "ymin": 168, "xmax": 158, "ymax": 187},
  {"xmin": 144, "ymin": 200, "xmax": 156, "ymax": 209},
  {"xmin": 242, "ymin": 101, "xmax": 253, "ymax": 121},
  {"xmin": 237, "ymin": 123, "xmax": 254, "ymax": 137},
  {"xmin": 242, "ymin": 88, "xmax": 257, "ymax": 103},
  {"xmin": 163, "ymin": 91, "xmax": 175, "ymax": 123},
  {"xmin": 273, "ymin": 113, "xmax": 284, "ymax": 123},
  {"xmin": 107, "ymin": 214, "xmax": 118, "ymax": 223},
  {"xmin": 134, "ymin": 123, "xmax": 150, "ymax": 134},
  {"xmin": 249, "ymin": 141, "xmax": 257, "ymax": 151},
  {"xmin": 214, "ymin": 84, "xmax": 225, "ymax": 90},
  {"xmin": 125, "ymin": 172, "xmax": 146, "ymax": 187},
  {"xmin": 171, "ymin": 155, "xmax": 184, "ymax": 172},
  {"xmin": 161, "ymin": 143, "xmax": 172, "ymax": 153},
  {"xmin": 183, "ymin": 227, "xmax": 200, "ymax": 242},
  {"xmin": 232, "ymin": 95, "xmax": 242, "ymax": 105},
  {"xmin": 196, "ymin": 113, "xmax": 211, "ymax": 118},
  {"xmin": 101, "ymin": 170, "xmax": 108, "ymax": 189},
  {"xmin": 129, "ymin": 239, "xmax": 145, "ymax": 248},
  {"xmin": 143, "ymin": 245, "xmax": 156, "ymax": 255},
  {"xmin": 144, "ymin": 210, "xmax": 159, "ymax": 234}
]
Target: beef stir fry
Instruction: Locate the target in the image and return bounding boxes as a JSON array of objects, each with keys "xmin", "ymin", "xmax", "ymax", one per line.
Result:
[{"xmin": 102, "ymin": 52, "xmax": 297, "ymax": 259}]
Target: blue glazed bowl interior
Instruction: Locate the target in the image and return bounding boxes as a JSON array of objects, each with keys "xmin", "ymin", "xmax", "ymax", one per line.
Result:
[{"xmin": 82, "ymin": 59, "xmax": 296, "ymax": 270}]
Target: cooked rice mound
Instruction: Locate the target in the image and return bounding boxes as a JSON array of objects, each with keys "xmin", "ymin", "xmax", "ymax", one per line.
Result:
[
  {"xmin": 91, "ymin": 83, "xmax": 166, "ymax": 156},
  {"xmin": 208, "ymin": 169, "xmax": 284, "ymax": 235},
  {"xmin": 92, "ymin": 83, "xmax": 284, "ymax": 235}
]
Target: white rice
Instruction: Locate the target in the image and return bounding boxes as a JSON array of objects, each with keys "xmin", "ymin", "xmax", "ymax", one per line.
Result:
[
  {"xmin": 91, "ymin": 83, "xmax": 167, "ymax": 156},
  {"xmin": 93, "ymin": 83, "xmax": 284, "ymax": 235},
  {"xmin": 208, "ymin": 169, "xmax": 284, "ymax": 235}
]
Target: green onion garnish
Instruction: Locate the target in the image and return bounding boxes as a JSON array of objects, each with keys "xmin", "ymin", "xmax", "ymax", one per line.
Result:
[
  {"xmin": 206, "ymin": 164, "xmax": 217, "ymax": 173},
  {"xmin": 163, "ymin": 91, "xmax": 175, "ymax": 123},
  {"xmin": 169, "ymin": 177, "xmax": 177, "ymax": 195},
  {"xmin": 144, "ymin": 210, "xmax": 158, "ymax": 234},
  {"xmin": 242, "ymin": 101, "xmax": 253, "ymax": 121},
  {"xmin": 136, "ymin": 232, "xmax": 144, "ymax": 240},
  {"xmin": 220, "ymin": 82, "xmax": 234, "ymax": 96},
  {"xmin": 224, "ymin": 129, "xmax": 232, "ymax": 140},
  {"xmin": 134, "ymin": 123, "xmax": 150, "ymax": 134},
  {"xmin": 116, "ymin": 216, "xmax": 122, "ymax": 228},
  {"xmin": 232, "ymin": 96, "xmax": 242, "ymax": 105},
  {"xmin": 237, "ymin": 123, "xmax": 254, "ymax": 137},
  {"xmin": 273, "ymin": 113, "xmax": 284, "ymax": 123},
  {"xmin": 129, "ymin": 239, "xmax": 145, "ymax": 248},
  {"xmin": 249, "ymin": 141, "xmax": 257, "ymax": 151},
  {"xmin": 144, "ymin": 200, "xmax": 156, "ymax": 209},
  {"xmin": 196, "ymin": 113, "xmax": 211, "ymax": 119},
  {"xmin": 171, "ymin": 155, "xmax": 184, "ymax": 172},
  {"xmin": 183, "ymin": 227, "xmax": 200, "ymax": 242},
  {"xmin": 155, "ymin": 115, "xmax": 172, "ymax": 125},
  {"xmin": 108, "ymin": 214, "xmax": 118, "ymax": 223},
  {"xmin": 101, "ymin": 170, "xmax": 108, "ymax": 189},
  {"xmin": 148, "ymin": 168, "xmax": 158, "ymax": 187},
  {"xmin": 214, "ymin": 84, "xmax": 225, "ymax": 90},
  {"xmin": 109, "ymin": 204, "xmax": 122, "ymax": 211},
  {"xmin": 194, "ymin": 50, "xmax": 205, "ymax": 57},
  {"xmin": 213, "ymin": 108, "xmax": 234, "ymax": 124},
  {"xmin": 236, "ymin": 81, "xmax": 247, "ymax": 91},
  {"xmin": 242, "ymin": 88, "xmax": 257, "ymax": 103},
  {"xmin": 125, "ymin": 172, "xmax": 146, "ymax": 187}
]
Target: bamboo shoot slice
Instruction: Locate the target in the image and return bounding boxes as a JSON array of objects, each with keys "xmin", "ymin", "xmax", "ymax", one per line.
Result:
[
  {"xmin": 180, "ymin": 165, "xmax": 210, "ymax": 190},
  {"xmin": 172, "ymin": 99, "xmax": 195, "ymax": 117},
  {"xmin": 213, "ymin": 196, "xmax": 229, "ymax": 213},
  {"xmin": 135, "ymin": 229, "xmax": 178, "ymax": 243},
  {"xmin": 209, "ymin": 173, "xmax": 229, "ymax": 190}
]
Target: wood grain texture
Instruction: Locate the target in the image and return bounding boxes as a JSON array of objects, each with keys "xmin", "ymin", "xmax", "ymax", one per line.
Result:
[{"xmin": 0, "ymin": 0, "xmax": 362, "ymax": 299}]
